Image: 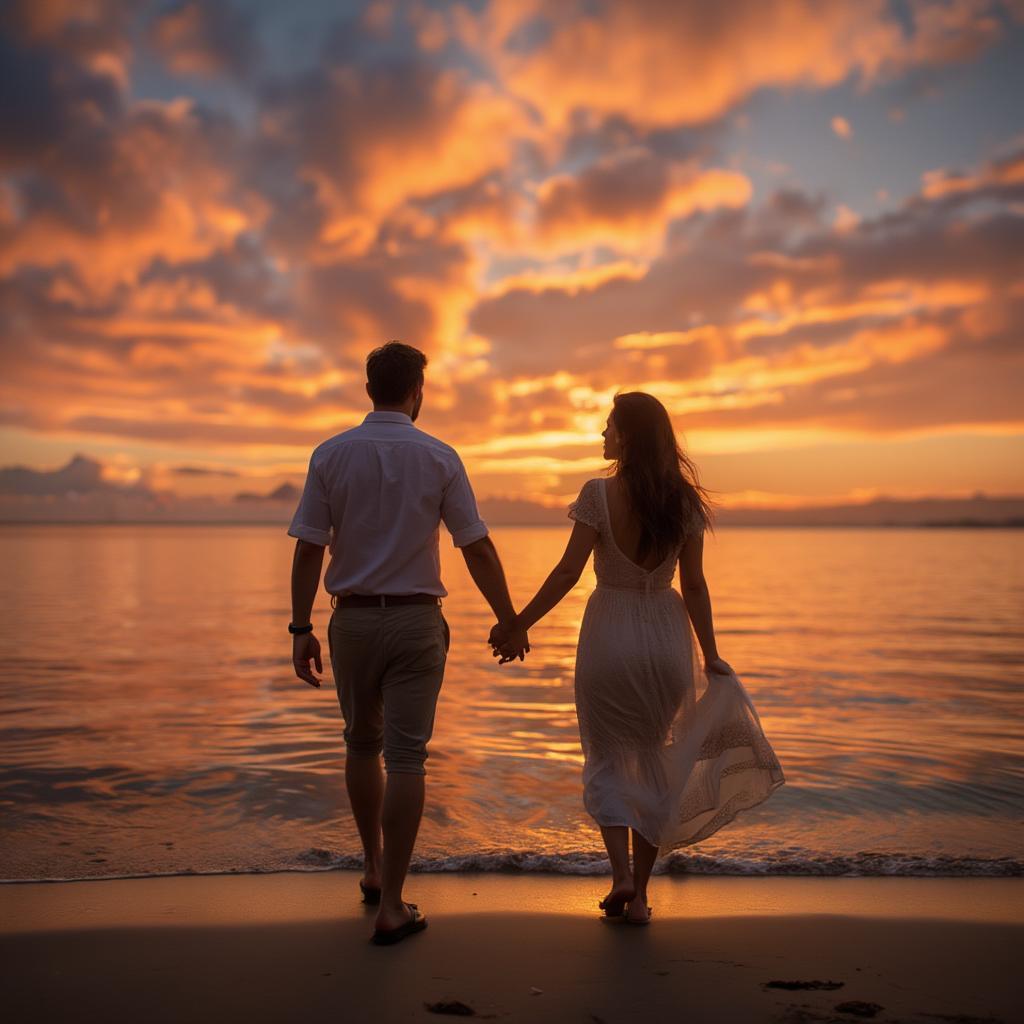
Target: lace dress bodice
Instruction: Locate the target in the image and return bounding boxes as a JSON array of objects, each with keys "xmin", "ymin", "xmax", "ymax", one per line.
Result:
[{"xmin": 568, "ymin": 477, "xmax": 695, "ymax": 591}]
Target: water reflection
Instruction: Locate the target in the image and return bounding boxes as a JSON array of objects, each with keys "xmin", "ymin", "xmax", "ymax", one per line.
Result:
[{"xmin": 0, "ymin": 524, "xmax": 1021, "ymax": 879}]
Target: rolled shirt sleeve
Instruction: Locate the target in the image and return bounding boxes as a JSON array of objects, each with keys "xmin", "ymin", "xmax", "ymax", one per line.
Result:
[
  {"xmin": 287, "ymin": 453, "xmax": 333, "ymax": 547},
  {"xmin": 441, "ymin": 458, "xmax": 489, "ymax": 548}
]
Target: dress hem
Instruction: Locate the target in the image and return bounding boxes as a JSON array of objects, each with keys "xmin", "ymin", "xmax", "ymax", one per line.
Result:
[{"xmin": 586, "ymin": 775, "xmax": 785, "ymax": 858}]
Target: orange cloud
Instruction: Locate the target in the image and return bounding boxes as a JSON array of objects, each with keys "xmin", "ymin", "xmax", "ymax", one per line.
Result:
[
  {"xmin": 831, "ymin": 116, "xmax": 853, "ymax": 139},
  {"xmin": 265, "ymin": 63, "xmax": 531, "ymax": 256},
  {"xmin": 1, "ymin": 0, "xmax": 1021, "ymax": 512},
  {"xmin": 475, "ymin": 0, "xmax": 1006, "ymax": 129},
  {"xmin": 921, "ymin": 147, "xmax": 1024, "ymax": 198},
  {"xmin": 0, "ymin": 98, "xmax": 264, "ymax": 294}
]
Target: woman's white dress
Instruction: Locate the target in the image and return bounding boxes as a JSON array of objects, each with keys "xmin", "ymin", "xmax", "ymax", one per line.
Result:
[{"xmin": 569, "ymin": 477, "xmax": 785, "ymax": 852}]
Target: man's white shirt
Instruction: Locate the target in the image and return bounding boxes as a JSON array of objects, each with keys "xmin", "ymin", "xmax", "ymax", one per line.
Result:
[{"xmin": 287, "ymin": 411, "xmax": 488, "ymax": 597}]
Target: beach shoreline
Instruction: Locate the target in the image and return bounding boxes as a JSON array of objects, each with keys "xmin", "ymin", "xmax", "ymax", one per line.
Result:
[{"xmin": 3, "ymin": 872, "xmax": 1020, "ymax": 1023}]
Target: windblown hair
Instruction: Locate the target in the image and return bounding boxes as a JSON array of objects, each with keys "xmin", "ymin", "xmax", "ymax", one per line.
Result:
[
  {"xmin": 610, "ymin": 391, "xmax": 715, "ymax": 562},
  {"xmin": 366, "ymin": 340, "xmax": 428, "ymax": 404}
]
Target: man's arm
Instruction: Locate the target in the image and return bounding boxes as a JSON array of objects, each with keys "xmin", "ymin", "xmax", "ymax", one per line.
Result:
[
  {"xmin": 460, "ymin": 535, "xmax": 525, "ymax": 657},
  {"xmin": 291, "ymin": 539, "xmax": 326, "ymax": 687}
]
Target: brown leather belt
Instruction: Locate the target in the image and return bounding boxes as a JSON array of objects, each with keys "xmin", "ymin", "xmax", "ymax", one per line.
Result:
[{"xmin": 332, "ymin": 593, "xmax": 440, "ymax": 608}]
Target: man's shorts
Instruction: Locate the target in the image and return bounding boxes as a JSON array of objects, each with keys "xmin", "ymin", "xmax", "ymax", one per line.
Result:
[{"xmin": 327, "ymin": 602, "xmax": 450, "ymax": 775}]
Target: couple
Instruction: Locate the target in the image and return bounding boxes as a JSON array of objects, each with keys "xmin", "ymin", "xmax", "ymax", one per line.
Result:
[{"xmin": 288, "ymin": 341, "xmax": 784, "ymax": 945}]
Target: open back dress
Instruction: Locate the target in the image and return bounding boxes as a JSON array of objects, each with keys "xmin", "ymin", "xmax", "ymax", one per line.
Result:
[{"xmin": 568, "ymin": 477, "xmax": 785, "ymax": 851}]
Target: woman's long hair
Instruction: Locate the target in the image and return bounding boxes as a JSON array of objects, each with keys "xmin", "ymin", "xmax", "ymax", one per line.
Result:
[{"xmin": 610, "ymin": 392, "xmax": 715, "ymax": 563}]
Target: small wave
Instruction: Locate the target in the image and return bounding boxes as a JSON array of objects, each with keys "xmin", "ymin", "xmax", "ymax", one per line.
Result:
[
  {"xmin": 251, "ymin": 847, "xmax": 1024, "ymax": 878},
  {"xmin": 656, "ymin": 850, "xmax": 1024, "ymax": 877},
  {"xmin": 5, "ymin": 848, "xmax": 1020, "ymax": 884}
]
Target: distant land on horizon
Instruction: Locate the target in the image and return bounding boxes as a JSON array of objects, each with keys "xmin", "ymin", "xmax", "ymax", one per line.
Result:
[
  {"xmin": 2, "ymin": 454, "xmax": 1022, "ymax": 528},
  {"xmin": 1, "ymin": 491, "xmax": 1023, "ymax": 529}
]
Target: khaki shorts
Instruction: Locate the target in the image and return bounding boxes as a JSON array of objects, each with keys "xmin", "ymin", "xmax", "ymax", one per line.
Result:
[{"xmin": 327, "ymin": 603, "xmax": 450, "ymax": 775}]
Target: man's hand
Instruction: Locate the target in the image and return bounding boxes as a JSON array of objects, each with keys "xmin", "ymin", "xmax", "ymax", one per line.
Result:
[
  {"xmin": 489, "ymin": 619, "xmax": 529, "ymax": 665},
  {"xmin": 293, "ymin": 633, "xmax": 323, "ymax": 688}
]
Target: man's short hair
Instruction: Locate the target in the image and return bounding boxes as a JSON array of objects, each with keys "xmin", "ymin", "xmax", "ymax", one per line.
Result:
[{"xmin": 366, "ymin": 341, "xmax": 428, "ymax": 405}]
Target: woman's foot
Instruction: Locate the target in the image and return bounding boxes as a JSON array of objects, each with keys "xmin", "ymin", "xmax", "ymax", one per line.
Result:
[
  {"xmin": 625, "ymin": 900, "xmax": 652, "ymax": 926},
  {"xmin": 599, "ymin": 881, "xmax": 636, "ymax": 918}
]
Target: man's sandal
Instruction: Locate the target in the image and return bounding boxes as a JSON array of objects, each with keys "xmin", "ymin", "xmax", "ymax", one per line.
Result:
[{"xmin": 370, "ymin": 903, "xmax": 428, "ymax": 945}]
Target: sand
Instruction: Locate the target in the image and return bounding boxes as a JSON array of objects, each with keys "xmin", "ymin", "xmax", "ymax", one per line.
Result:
[{"xmin": 2, "ymin": 873, "xmax": 1021, "ymax": 1023}]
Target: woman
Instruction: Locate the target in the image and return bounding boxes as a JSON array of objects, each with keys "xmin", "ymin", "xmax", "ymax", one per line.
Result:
[{"xmin": 491, "ymin": 392, "xmax": 785, "ymax": 925}]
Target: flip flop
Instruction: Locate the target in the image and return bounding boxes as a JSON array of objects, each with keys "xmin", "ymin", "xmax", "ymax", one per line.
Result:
[
  {"xmin": 359, "ymin": 881, "xmax": 381, "ymax": 905},
  {"xmin": 371, "ymin": 903, "xmax": 428, "ymax": 946}
]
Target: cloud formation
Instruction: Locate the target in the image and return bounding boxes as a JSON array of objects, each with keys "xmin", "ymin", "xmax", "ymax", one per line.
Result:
[
  {"xmin": 0, "ymin": 454, "xmax": 150, "ymax": 495},
  {"xmin": 1, "ymin": 0, "xmax": 1022, "ymax": 512}
]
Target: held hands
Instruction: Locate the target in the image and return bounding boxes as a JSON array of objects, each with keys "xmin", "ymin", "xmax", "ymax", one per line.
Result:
[
  {"xmin": 293, "ymin": 633, "xmax": 323, "ymax": 688},
  {"xmin": 489, "ymin": 618, "xmax": 530, "ymax": 665},
  {"xmin": 705, "ymin": 656, "xmax": 733, "ymax": 676}
]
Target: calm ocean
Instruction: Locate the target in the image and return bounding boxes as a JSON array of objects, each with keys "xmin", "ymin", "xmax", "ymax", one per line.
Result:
[{"xmin": 1, "ymin": 524, "xmax": 1021, "ymax": 881}]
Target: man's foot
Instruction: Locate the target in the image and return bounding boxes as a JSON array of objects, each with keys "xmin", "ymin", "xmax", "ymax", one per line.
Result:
[
  {"xmin": 625, "ymin": 901, "xmax": 652, "ymax": 926},
  {"xmin": 598, "ymin": 881, "xmax": 636, "ymax": 918},
  {"xmin": 372, "ymin": 902, "xmax": 427, "ymax": 945}
]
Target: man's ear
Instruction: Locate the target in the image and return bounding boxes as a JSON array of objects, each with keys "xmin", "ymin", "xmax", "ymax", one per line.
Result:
[{"xmin": 365, "ymin": 381, "xmax": 373, "ymax": 401}]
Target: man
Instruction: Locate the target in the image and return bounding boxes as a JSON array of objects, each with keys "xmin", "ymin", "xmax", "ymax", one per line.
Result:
[{"xmin": 287, "ymin": 340, "xmax": 528, "ymax": 945}]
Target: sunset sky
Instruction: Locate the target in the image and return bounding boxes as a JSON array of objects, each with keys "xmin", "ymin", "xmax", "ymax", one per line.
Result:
[{"xmin": 1, "ymin": 0, "xmax": 1023, "ymax": 515}]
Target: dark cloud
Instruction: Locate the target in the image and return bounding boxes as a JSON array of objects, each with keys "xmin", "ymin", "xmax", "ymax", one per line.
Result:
[
  {"xmin": 233, "ymin": 481, "xmax": 300, "ymax": 503},
  {"xmin": 537, "ymin": 149, "xmax": 673, "ymax": 234},
  {"xmin": 0, "ymin": 25, "xmax": 121, "ymax": 166},
  {"xmin": 63, "ymin": 414, "xmax": 331, "ymax": 448},
  {"xmin": 0, "ymin": 454, "xmax": 151, "ymax": 495},
  {"xmin": 234, "ymin": 382, "xmax": 360, "ymax": 416},
  {"xmin": 297, "ymin": 226, "xmax": 474, "ymax": 360},
  {"xmin": 171, "ymin": 465, "xmax": 239, "ymax": 477},
  {"xmin": 758, "ymin": 188, "xmax": 828, "ymax": 231},
  {"xmin": 139, "ymin": 235, "xmax": 292, "ymax": 320},
  {"xmin": 148, "ymin": 0, "xmax": 259, "ymax": 79}
]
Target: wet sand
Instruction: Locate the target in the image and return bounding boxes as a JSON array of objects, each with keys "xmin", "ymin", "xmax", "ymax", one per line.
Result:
[{"xmin": 2, "ymin": 873, "xmax": 1021, "ymax": 1023}]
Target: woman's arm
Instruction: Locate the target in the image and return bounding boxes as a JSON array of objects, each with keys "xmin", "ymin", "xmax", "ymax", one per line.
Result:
[
  {"xmin": 491, "ymin": 521, "xmax": 598, "ymax": 657},
  {"xmin": 678, "ymin": 530, "xmax": 725, "ymax": 667}
]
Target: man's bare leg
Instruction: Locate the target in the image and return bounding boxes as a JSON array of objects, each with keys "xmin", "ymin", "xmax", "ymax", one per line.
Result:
[
  {"xmin": 375, "ymin": 773, "xmax": 425, "ymax": 931},
  {"xmin": 345, "ymin": 751, "xmax": 384, "ymax": 890}
]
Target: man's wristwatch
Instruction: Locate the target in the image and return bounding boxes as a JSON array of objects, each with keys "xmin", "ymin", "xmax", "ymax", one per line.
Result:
[{"xmin": 288, "ymin": 622, "xmax": 314, "ymax": 635}]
